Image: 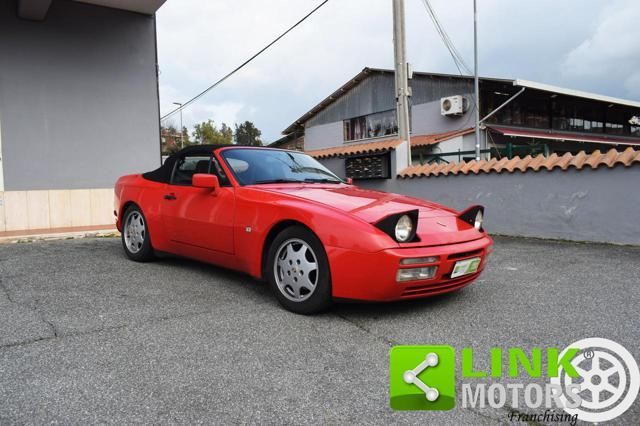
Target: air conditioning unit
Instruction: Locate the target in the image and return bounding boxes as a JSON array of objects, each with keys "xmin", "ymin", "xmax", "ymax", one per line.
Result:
[{"xmin": 440, "ymin": 95, "xmax": 467, "ymax": 116}]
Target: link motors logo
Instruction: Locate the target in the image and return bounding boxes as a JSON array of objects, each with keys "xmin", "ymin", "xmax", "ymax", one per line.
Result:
[
  {"xmin": 389, "ymin": 345, "xmax": 456, "ymax": 411},
  {"xmin": 550, "ymin": 338, "xmax": 640, "ymax": 423},
  {"xmin": 390, "ymin": 338, "xmax": 639, "ymax": 423}
]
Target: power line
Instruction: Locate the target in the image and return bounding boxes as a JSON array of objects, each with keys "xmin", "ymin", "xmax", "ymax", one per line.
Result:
[
  {"xmin": 422, "ymin": 0, "xmax": 470, "ymax": 74},
  {"xmin": 161, "ymin": 0, "xmax": 330, "ymax": 122},
  {"xmin": 424, "ymin": 0, "xmax": 471, "ymax": 74},
  {"xmin": 420, "ymin": 0, "xmax": 472, "ymax": 75},
  {"xmin": 420, "ymin": 0, "xmax": 478, "ymax": 137}
]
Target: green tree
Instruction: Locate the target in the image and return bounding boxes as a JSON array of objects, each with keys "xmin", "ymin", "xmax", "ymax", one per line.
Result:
[
  {"xmin": 192, "ymin": 119, "xmax": 233, "ymax": 145},
  {"xmin": 234, "ymin": 121, "xmax": 263, "ymax": 146},
  {"xmin": 161, "ymin": 124, "xmax": 196, "ymax": 155},
  {"xmin": 181, "ymin": 126, "xmax": 191, "ymax": 145},
  {"xmin": 161, "ymin": 124, "xmax": 181, "ymax": 155},
  {"xmin": 219, "ymin": 123, "xmax": 233, "ymax": 144},
  {"xmin": 165, "ymin": 126, "xmax": 193, "ymax": 154}
]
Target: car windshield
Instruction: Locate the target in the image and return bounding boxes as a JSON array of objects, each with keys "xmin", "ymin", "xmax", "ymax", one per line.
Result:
[{"xmin": 221, "ymin": 148, "xmax": 343, "ymax": 185}]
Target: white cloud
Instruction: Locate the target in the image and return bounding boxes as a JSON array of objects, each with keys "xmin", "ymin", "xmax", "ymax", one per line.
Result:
[
  {"xmin": 625, "ymin": 73, "xmax": 640, "ymax": 98},
  {"xmin": 562, "ymin": 0, "xmax": 640, "ymax": 98},
  {"xmin": 156, "ymin": 0, "xmax": 640, "ymax": 141},
  {"xmin": 189, "ymin": 102, "xmax": 245, "ymax": 128}
]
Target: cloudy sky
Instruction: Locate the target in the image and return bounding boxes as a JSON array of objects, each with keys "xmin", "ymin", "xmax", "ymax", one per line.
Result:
[{"xmin": 156, "ymin": 0, "xmax": 640, "ymax": 142}]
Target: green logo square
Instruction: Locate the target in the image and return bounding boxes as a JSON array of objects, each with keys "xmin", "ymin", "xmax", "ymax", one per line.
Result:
[{"xmin": 389, "ymin": 345, "xmax": 456, "ymax": 411}]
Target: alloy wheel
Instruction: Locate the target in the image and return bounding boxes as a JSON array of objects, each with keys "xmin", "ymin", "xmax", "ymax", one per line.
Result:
[
  {"xmin": 124, "ymin": 211, "xmax": 146, "ymax": 254},
  {"xmin": 273, "ymin": 238, "xmax": 319, "ymax": 302}
]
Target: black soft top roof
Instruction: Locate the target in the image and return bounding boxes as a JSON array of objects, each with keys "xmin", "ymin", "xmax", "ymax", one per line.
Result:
[{"xmin": 143, "ymin": 144, "xmax": 228, "ymax": 183}]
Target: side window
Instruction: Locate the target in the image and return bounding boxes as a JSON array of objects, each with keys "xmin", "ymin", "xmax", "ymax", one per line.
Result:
[
  {"xmin": 211, "ymin": 156, "xmax": 230, "ymax": 186},
  {"xmin": 171, "ymin": 155, "xmax": 211, "ymax": 186}
]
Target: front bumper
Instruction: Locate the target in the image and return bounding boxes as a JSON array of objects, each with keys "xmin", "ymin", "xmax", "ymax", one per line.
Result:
[{"xmin": 326, "ymin": 235, "xmax": 493, "ymax": 301}]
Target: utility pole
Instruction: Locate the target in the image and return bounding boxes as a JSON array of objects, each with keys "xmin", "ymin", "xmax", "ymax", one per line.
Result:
[
  {"xmin": 173, "ymin": 102, "xmax": 184, "ymax": 148},
  {"xmin": 473, "ymin": 0, "xmax": 481, "ymax": 161},
  {"xmin": 393, "ymin": 0, "xmax": 412, "ymax": 167}
]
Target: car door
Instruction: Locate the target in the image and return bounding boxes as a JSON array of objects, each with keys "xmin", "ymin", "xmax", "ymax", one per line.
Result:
[{"xmin": 161, "ymin": 153, "xmax": 235, "ymax": 254}]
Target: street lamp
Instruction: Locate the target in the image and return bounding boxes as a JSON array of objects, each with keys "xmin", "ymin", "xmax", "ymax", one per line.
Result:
[{"xmin": 172, "ymin": 102, "xmax": 184, "ymax": 148}]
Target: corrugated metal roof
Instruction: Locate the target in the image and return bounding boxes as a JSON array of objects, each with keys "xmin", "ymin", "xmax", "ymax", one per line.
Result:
[
  {"xmin": 282, "ymin": 67, "xmax": 640, "ymax": 136},
  {"xmin": 514, "ymin": 79, "xmax": 640, "ymax": 109},
  {"xmin": 399, "ymin": 147, "xmax": 640, "ymax": 178},
  {"xmin": 282, "ymin": 67, "xmax": 511, "ymax": 134}
]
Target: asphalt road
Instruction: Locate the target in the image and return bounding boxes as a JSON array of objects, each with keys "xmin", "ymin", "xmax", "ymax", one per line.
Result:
[{"xmin": 0, "ymin": 236, "xmax": 638, "ymax": 425}]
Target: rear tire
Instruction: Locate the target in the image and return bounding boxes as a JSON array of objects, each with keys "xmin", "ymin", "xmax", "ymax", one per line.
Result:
[
  {"xmin": 267, "ymin": 225, "xmax": 332, "ymax": 314},
  {"xmin": 121, "ymin": 205, "xmax": 155, "ymax": 262}
]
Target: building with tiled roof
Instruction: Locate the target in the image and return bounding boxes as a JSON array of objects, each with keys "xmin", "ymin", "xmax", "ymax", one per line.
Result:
[{"xmin": 276, "ymin": 67, "xmax": 640, "ymax": 182}]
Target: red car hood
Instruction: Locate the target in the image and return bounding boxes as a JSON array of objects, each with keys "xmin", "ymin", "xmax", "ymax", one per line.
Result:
[
  {"xmin": 255, "ymin": 184, "xmax": 457, "ymax": 222},
  {"xmin": 255, "ymin": 184, "xmax": 481, "ymax": 246}
]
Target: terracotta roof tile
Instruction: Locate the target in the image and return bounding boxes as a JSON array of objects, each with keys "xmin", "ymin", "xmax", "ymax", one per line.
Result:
[
  {"xmin": 460, "ymin": 159, "xmax": 477, "ymax": 174},
  {"xmin": 529, "ymin": 153, "xmax": 548, "ymax": 171},
  {"xmin": 399, "ymin": 147, "xmax": 640, "ymax": 178},
  {"xmin": 306, "ymin": 128, "xmax": 474, "ymax": 159},
  {"xmin": 306, "ymin": 139, "xmax": 403, "ymax": 159},
  {"xmin": 410, "ymin": 128, "xmax": 474, "ymax": 148},
  {"xmin": 480, "ymin": 158, "xmax": 498, "ymax": 173},
  {"xmin": 442, "ymin": 162, "xmax": 457, "ymax": 175},
  {"xmin": 585, "ymin": 150, "xmax": 603, "ymax": 169},
  {"xmin": 602, "ymin": 149, "xmax": 618, "ymax": 167},
  {"xmin": 568, "ymin": 151, "xmax": 588, "ymax": 169},
  {"xmin": 557, "ymin": 152, "xmax": 574, "ymax": 170},
  {"xmin": 617, "ymin": 147, "xmax": 639, "ymax": 166},
  {"xmin": 514, "ymin": 155, "xmax": 532, "ymax": 172},
  {"xmin": 540, "ymin": 153, "xmax": 559, "ymax": 171},
  {"xmin": 468, "ymin": 159, "xmax": 483, "ymax": 174}
]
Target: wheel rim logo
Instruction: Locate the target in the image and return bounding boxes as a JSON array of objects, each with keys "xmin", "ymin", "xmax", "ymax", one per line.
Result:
[{"xmin": 550, "ymin": 337, "xmax": 640, "ymax": 423}]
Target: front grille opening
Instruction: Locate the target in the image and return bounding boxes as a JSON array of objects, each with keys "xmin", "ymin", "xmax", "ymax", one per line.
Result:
[
  {"xmin": 401, "ymin": 274, "xmax": 478, "ymax": 297},
  {"xmin": 447, "ymin": 249, "xmax": 482, "ymax": 260}
]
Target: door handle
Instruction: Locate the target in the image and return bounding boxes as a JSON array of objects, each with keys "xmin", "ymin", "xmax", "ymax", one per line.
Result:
[{"xmin": 164, "ymin": 193, "xmax": 177, "ymax": 200}]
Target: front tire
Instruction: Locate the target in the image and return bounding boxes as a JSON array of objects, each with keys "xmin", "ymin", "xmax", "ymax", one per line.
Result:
[
  {"xmin": 121, "ymin": 205, "xmax": 155, "ymax": 262},
  {"xmin": 267, "ymin": 226, "xmax": 332, "ymax": 314}
]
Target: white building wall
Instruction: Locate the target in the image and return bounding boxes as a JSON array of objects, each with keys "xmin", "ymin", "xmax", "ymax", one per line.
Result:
[
  {"xmin": 305, "ymin": 98, "xmax": 476, "ymax": 153},
  {"xmin": 0, "ymin": 1, "xmax": 159, "ymax": 234},
  {"xmin": 0, "ymin": 189, "xmax": 114, "ymax": 233},
  {"xmin": 411, "ymin": 97, "xmax": 474, "ymax": 136},
  {"xmin": 304, "ymin": 122, "xmax": 344, "ymax": 151}
]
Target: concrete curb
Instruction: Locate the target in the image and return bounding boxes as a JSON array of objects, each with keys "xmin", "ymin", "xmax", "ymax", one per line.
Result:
[{"xmin": 0, "ymin": 229, "xmax": 120, "ymax": 244}]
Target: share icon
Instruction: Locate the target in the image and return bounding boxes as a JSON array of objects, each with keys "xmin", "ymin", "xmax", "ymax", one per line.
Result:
[{"xmin": 402, "ymin": 352, "xmax": 440, "ymax": 401}]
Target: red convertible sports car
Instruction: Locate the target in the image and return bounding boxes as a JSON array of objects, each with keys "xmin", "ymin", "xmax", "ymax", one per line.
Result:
[{"xmin": 114, "ymin": 145, "xmax": 492, "ymax": 314}]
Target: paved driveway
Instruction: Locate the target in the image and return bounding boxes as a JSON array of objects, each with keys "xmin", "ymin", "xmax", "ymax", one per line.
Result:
[{"xmin": 0, "ymin": 236, "xmax": 638, "ymax": 424}]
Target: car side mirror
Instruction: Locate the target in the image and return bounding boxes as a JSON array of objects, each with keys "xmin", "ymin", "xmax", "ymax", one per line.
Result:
[
  {"xmin": 346, "ymin": 177, "xmax": 353, "ymax": 185},
  {"xmin": 192, "ymin": 173, "xmax": 219, "ymax": 191}
]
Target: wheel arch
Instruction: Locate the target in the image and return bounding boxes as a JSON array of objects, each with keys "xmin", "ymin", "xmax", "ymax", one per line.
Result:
[
  {"xmin": 118, "ymin": 200, "xmax": 140, "ymax": 229},
  {"xmin": 121, "ymin": 200, "xmax": 140, "ymax": 215},
  {"xmin": 260, "ymin": 219, "xmax": 318, "ymax": 280}
]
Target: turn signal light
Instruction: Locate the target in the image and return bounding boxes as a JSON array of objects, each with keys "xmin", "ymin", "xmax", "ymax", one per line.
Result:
[{"xmin": 400, "ymin": 256, "xmax": 439, "ymax": 265}]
